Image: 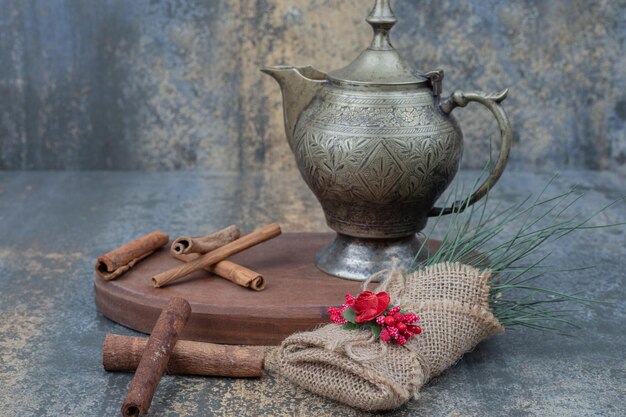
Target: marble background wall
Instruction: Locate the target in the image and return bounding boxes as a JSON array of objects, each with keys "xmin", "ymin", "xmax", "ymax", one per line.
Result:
[{"xmin": 0, "ymin": 0, "xmax": 624, "ymax": 172}]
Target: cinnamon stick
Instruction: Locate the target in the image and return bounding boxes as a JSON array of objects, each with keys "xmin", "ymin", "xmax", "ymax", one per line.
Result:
[
  {"xmin": 171, "ymin": 225, "xmax": 241, "ymax": 255},
  {"xmin": 96, "ymin": 230, "xmax": 169, "ymax": 281},
  {"xmin": 103, "ymin": 334, "xmax": 265, "ymax": 377},
  {"xmin": 121, "ymin": 297, "xmax": 191, "ymax": 417},
  {"xmin": 152, "ymin": 223, "xmax": 281, "ymax": 288},
  {"xmin": 174, "ymin": 253, "xmax": 266, "ymax": 291}
]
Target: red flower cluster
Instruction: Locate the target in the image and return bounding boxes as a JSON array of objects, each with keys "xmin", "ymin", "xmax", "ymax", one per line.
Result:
[
  {"xmin": 328, "ymin": 293, "xmax": 356, "ymax": 324},
  {"xmin": 375, "ymin": 306, "xmax": 421, "ymax": 345},
  {"xmin": 328, "ymin": 290, "xmax": 391, "ymax": 323},
  {"xmin": 328, "ymin": 290, "xmax": 422, "ymax": 345}
]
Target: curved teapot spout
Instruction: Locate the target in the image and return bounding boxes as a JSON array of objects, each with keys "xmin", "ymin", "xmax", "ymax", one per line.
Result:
[{"xmin": 261, "ymin": 66, "xmax": 327, "ymax": 149}]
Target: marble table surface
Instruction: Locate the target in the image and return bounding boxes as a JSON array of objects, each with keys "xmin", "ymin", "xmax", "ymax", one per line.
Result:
[{"xmin": 0, "ymin": 170, "xmax": 624, "ymax": 416}]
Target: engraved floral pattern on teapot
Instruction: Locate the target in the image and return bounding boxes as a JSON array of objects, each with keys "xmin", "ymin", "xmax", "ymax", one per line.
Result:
[{"xmin": 291, "ymin": 87, "xmax": 463, "ymax": 237}]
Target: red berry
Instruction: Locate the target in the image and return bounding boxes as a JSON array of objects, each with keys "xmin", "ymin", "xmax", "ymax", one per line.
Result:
[
  {"xmin": 408, "ymin": 325, "xmax": 422, "ymax": 334},
  {"xmin": 396, "ymin": 322, "xmax": 407, "ymax": 333},
  {"xmin": 404, "ymin": 331, "xmax": 413, "ymax": 339},
  {"xmin": 404, "ymin": 313, "xmax": 418, "ymax": 323},
  {"xmin": 393, "ymin": 313, "xmax": 405, "ymax": 323},
  {"xmin": 384, "ymin": 315, "xmax": 395, "ymax": 326},
  {"xmin": 380, "ymin": 328, "xmax": 390, "ymax": 342},
  {"xmin": 330, "ymin": 315, "xmax": 347, "ymax": 324}
]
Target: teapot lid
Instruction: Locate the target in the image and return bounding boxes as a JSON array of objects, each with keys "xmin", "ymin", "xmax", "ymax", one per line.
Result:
[{"xmin": 327, "ymin": 0, "xmax": 428, "ymax": 86}]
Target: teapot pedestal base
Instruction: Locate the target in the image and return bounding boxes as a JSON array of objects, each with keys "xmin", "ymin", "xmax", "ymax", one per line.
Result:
[{"xmin": 315, "ymin": 233, "xmax": 429, "ymax": 281}]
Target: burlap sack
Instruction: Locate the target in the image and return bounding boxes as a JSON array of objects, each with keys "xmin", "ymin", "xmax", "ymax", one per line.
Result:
[{"xmin": 279, "ymin": 262, "xmax": 504, "ymax": 411}]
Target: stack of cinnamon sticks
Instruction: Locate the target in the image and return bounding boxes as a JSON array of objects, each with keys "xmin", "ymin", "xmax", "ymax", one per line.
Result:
[
  {"xmin": 158, "ymin": 224, "xmax": 280, "ymax": 290},
  {"xmin": 95, "ymin": 223, "xmax": 281, "ymax": 291},
  {"xmin": 96, "ymin": 226, "xmax": 280, "ymax": 415}
]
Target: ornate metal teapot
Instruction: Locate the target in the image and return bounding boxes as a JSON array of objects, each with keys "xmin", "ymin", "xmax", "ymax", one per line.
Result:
[{"xmin": 262, "ymin": 0, "xmax": 512, "ymax": 280}]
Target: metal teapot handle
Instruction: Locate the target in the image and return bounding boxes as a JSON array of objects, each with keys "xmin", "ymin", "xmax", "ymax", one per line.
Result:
[{"xmin": 429, "ymin": 89, "xmax": 513, "ymax": 216}]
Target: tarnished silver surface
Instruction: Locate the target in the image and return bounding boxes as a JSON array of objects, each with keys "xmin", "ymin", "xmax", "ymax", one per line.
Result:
[
  {"xmin": 315, "ymin": 234, "xmax": 425, "ymax": 281},
  {"xmin": 295, "ymin": 87, "xmax": 462, "ymax": 238},
  {"xmin": 262, "ymin": 0, "xmax": 512, "ymax": 280}
]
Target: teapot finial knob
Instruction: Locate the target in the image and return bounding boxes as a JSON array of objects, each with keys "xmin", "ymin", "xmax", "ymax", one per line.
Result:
[{"xmin": 366, "ymin": 0, "xmax": 397, "ymax": 50}]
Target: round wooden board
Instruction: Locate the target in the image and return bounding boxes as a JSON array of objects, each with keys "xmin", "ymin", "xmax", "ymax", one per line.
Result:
[{"xmin": 95, "ymin": 233, "xmax": 442, "ymax": 345}]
